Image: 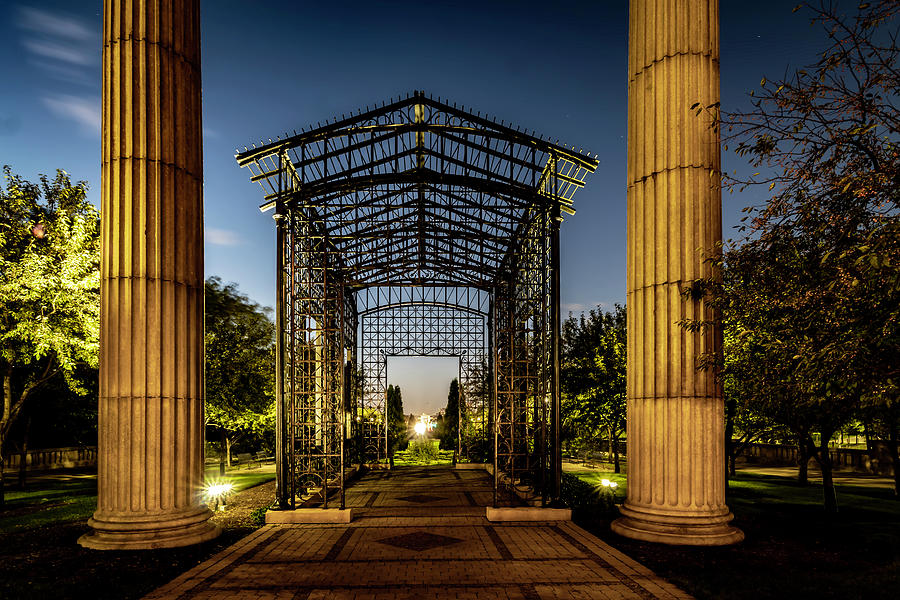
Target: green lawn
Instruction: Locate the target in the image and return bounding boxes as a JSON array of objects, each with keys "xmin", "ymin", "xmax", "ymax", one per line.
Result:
[
  {"xmin": 202, "ymin": 464, "xmax": 276, "ymax": 493},
  {"xmin": 1, "ymin": 465, "xmax": 276, "ymax": 600},
  {"xmin": 570, "ymin": 469, "xmax": 900, "ymax": 600},
  {"xmin": 1, "ymin": 472, "xmax": 98, "ymax": 534},
  {"xmin": 0, "ymin": 465, "xmax": 275, "ymax": 534}
]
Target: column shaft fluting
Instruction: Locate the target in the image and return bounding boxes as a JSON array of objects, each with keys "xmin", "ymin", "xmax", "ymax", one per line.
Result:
[
  {"xmin": 611, "ymin": 0, "xmax": 743, "ymax": 545},
  {"xmin": 79, "ymin": 0, "xmax": 218, "ymax": 550}
]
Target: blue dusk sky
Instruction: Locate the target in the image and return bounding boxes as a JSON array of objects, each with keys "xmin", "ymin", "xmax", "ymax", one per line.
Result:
[{"xmin": 0, "ymin": 1, "xmax": 833, "ymax": 414}]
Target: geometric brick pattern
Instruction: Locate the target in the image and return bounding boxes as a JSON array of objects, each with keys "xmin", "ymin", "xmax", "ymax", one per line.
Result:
[
  {"xmin": 375, "ymin": 531, "xmax": 464, "ymax": 552},
  {"xmin": 396, "ymin": 494, "xmax": 447, "ymax": 504},
  {"xmin": 144, "ymin": 466, "xmax": 694, "ymax": 599}
]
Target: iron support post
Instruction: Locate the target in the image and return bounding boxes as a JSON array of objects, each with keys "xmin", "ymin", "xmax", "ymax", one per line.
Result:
[
  {"xmin": 550, "ymin": 205, "xmax": 562, "ymax": 502},
  {"xmin": 274, "ymin": 192, "xmax": 288, "ymax": 510}
]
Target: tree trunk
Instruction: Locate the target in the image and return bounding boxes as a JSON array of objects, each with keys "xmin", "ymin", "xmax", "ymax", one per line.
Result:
[
  {"xmin": 219, "ymin": 428, "xmax": 226, "ymax": 477},
  {"xmin": 887, "ymin": 416, "xmax": 900, "ymax": 499},
  {"xmin": 814, "ymin": 430, "xmax": 838, "ymax": 513},
  {"xmin": 724, "ymin": 395, "xmax": 736, "ymax": 483},
  {"xmin": 606, "ymin": 425, "xmax": 612, "ymax": 466},
  {"xmin": 18, "ymin": 415, "xmax": 31, "ymax": 490},
  {"xmin": 0, "ymin": 444, "xmax": 5, "ymax": 509},
  {"xmin": 820, "ymin": 454, "xmax": 838, "ymax": 513},
  {"xmin": 611, "ymin": 427, "xmax": 621, "ymax": 474},
  {"xmin": 729, "ymin": 453, "xmax": 737, "ymax": 478},
  {"xmin": 0, "ymin": 366, "xmax": 12, "ymax": 509},
  {"xmin": 798, "ymin": 439, "xmax": 810, "ymax": 485},
  {"xmin": 226, "ymin": 436, "xmax": 233, "ymax": 468},
  {"xmin": 797, "ymin": 431, "xmax": 811, "ymax": 485},
  {"xmin": 798, "ymin": 454, "xmax": 809, "ymax": 485}
]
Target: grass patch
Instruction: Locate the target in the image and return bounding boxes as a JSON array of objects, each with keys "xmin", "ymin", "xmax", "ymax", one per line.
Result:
[
  {"xmin": 0, "ymin": 465, "xmax": 274, "ymax": 535},
  {"xmin": 1, "ymin": 466, "xmax": 276, "ymax": 600},
  {"xmin": 576, "ymin": 470, "xmax": 900, "ymax": 600},
  {"xmin": 202, "ymin": 466, "xmax": 275, "ymax": 493}
]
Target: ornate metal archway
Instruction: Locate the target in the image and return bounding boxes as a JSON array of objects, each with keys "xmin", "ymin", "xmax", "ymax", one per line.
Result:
[
  {"xmin": 236, "ymin": 91, "xmax": 597, "ymax": 510},
  {"xmin": 356, "ymin": 286, "xmax": 489, "ymax": 465}
]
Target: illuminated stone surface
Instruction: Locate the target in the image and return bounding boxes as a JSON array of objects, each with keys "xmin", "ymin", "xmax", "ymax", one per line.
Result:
[
  {"xmin": 611, "ymin": 0, "xmax": 744, "ymax": 545},
  {"xmin": 146, "ymin": 466, "xmax": 691, "ymax": 599},
  {"xmin": 78, "ymin": 0, "xmax": 218, "ymax": 550}
]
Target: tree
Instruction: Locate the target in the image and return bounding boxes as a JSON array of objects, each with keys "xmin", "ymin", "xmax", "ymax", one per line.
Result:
[
  {"xmin": 441, "ymin": 378, "xmax": 461, "ymax": 453},
  {"xmin": 561, "ymin": 305, "xmax": 627, "ymax": 472},
  {"xmin": 706, "ymin": 1, "xmax": 900, "ymax": 507},
  {"xmin": 460, "ymin": 361, "xmax": 492, "ymax": 461},
  {"xmin": 685, "ymin": 246, "xmax": 820, "ymax": 486},
  {"xmin": 0, "ymin": 167, "xmax": 100, "ymax": 507},
  {"xmin": 204, "ymin": 277, "xmax": 275, "ymax": 468},
  {"xmin": 386, "ymin": 384, "xmax": 406, "ymax": 466}
]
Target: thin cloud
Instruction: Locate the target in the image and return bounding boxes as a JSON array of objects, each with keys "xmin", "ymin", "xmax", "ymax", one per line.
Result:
[
  {"xmin": 206, "ymin": 228, "xmax": 243, "ymax": 247},
  {"xmin": 23, "ymin": 39, "xmax": 94, "ymax": 66},
  {"xmin": 42, "ymin": 95, "xmax": 100, "ymax": 135},
  {"xmin": 16, "ymin": 6, "xmax": 98, "ymax": 86},
  {"xmin": 17, "ymin": 6, "xmax": 93, "ymax": 41}
]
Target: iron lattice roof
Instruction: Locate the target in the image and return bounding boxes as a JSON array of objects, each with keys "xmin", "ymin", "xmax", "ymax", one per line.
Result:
[{"xmin": 235, "ymin": 91, "xmax": 599, "ymax": 288}]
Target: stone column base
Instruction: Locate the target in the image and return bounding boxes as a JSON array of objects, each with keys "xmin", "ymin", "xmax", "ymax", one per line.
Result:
[
  {"xmin": 78, "ymin": 507, "xmax": 220, "ymax": 550},
  {"xmin": 611, "ymin": 503, "xmax": 744, "ymax": 546}
]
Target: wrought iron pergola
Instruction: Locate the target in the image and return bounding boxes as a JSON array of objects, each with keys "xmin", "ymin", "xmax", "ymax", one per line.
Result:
[{"xmin": 236, "ymin": 91, "xmax": 597, "ymax": 509}]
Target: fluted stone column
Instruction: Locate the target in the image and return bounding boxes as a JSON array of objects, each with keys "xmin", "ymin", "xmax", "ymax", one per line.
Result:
[
  {"xmin": 79, "ymin": 0, "xmax": 219, "ymax": 550},
  {"xmin": 611, "ymin": 0, "xmax": 743, "ymax": 545}
]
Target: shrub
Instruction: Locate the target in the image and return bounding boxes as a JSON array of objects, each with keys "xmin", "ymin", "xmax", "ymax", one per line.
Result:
[
  {"xmin": 249, "ymin": 505, "xmax": 269, "ymax": 527},
  {"xmin": 407, "ymin": 439, "xmax": 440, "ymax": 461}
]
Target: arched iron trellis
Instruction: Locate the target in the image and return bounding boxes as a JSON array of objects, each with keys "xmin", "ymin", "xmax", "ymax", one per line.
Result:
[
  {"xmin": 236, "ymin": 91, "xmax": 598, "ymax": 510},
  {"xmin": 356, "ymin": 286, "xmax": 490, "ymax": 466}
]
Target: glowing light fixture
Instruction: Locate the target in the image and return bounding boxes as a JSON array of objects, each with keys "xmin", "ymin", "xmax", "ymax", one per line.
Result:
[
  {"xmin": 414, "ymin": 422, "xmax": 426, "ymax": 436},
  {"xmin": 205, "ymin": 481, "xmax": 235, "ymax": 511}
]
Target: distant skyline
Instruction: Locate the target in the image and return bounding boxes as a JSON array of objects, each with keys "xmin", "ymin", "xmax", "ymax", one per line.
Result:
[{"xmin": 1, "ymin": 1, "xmax": 834, "ymax": 413}]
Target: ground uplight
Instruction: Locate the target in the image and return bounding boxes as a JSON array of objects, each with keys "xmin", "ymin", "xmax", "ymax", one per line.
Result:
[{"xmin": 205, "ymin": 481, "xmax": 235, "ymax": 511}]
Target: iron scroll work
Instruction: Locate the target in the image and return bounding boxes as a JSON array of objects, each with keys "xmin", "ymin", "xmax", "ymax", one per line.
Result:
[{"xmin": 236, "ymin": 92, "xmax": 597, "ymax": 509}]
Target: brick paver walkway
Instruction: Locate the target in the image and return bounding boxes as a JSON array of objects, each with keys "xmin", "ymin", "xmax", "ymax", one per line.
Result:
[{"xmin": 145, "ymin": 465, "xmax": 691, "ymax": 599}]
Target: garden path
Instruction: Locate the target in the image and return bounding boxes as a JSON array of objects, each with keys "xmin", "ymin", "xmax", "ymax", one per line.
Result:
[{"xmin": 144, "ymin": 465, "xmax": 691, "ymax": 599}]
